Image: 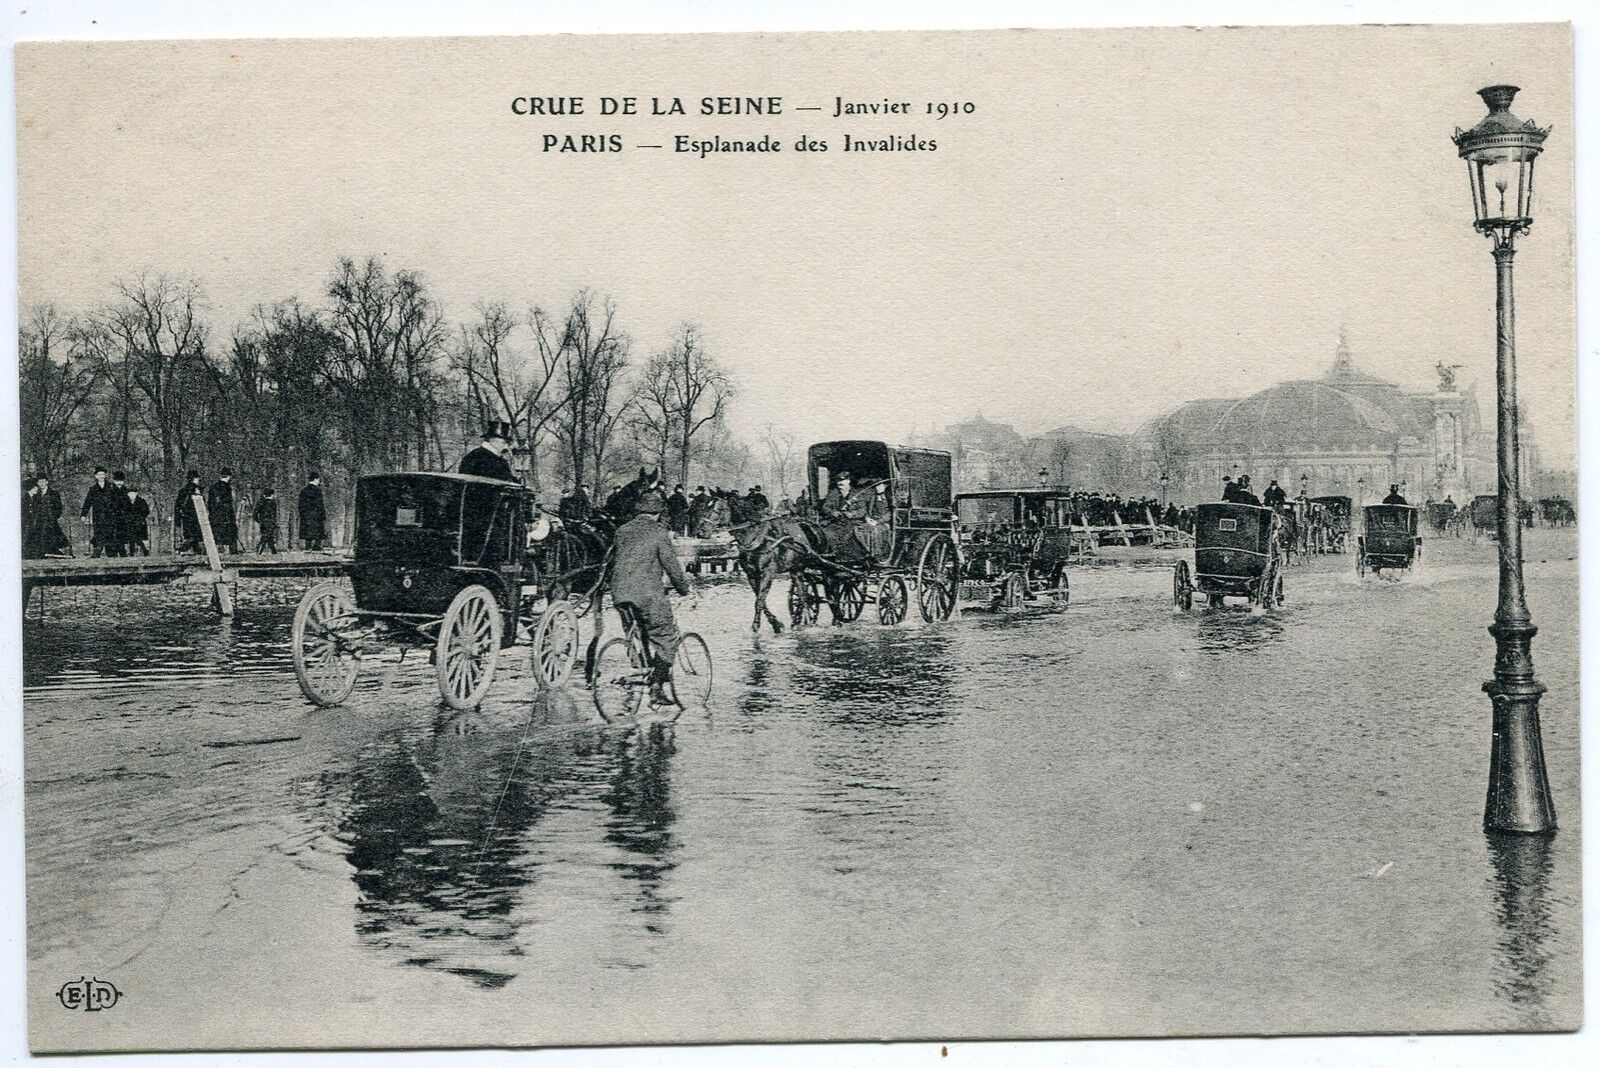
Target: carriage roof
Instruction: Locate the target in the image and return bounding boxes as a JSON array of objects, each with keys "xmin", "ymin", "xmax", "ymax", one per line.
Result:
[{"xmin": 357, "ymin": 470, "xmax": 534, "ymax": 494}]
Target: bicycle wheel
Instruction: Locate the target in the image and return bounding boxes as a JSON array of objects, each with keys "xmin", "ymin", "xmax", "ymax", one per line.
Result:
[
  {"xmin": 592, "ymin": 636, "xmax": 646, "ymax": 722},
  {"xmin": 669, "ymin": 633, "xmax": 713, "ymax": 710}
]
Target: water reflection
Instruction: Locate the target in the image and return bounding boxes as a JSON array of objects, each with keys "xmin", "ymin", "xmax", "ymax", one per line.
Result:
[
  {"xmin": 327, "ymin": 694, "xmax": 680, "ymax": 987},
  {"xmin": 787, "ymin": 628, "xmax": 956, "ymax": 721},
  {"xmin": 1485, "ymin": 832, "xmax": 1556, "ymax": 1023},
  {"xmin": 1193, "ymin": 608, "xmax": 1286, "ymax": 655}
]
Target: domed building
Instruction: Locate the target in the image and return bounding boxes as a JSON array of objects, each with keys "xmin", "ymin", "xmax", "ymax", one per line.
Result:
[{"xmin": 1137, "ymin": 334, "xmax": 1499, "ymax": 505}]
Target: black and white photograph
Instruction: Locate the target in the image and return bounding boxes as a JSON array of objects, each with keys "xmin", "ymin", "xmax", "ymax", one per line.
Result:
[{"xmin": 7, "ymin": 15, "xmax": 1585, "ymax": 1056}]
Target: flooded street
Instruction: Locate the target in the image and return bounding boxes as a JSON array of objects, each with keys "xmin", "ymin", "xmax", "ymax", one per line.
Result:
[{"xmin": 24, "ymin": 531, "xmax": 1581, "ymax": 1049}]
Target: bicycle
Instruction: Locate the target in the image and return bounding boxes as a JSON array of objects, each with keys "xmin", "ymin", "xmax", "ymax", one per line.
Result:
[{"xmin": 590, "ymin": 595, "xmax": 713, "ymax": 722}]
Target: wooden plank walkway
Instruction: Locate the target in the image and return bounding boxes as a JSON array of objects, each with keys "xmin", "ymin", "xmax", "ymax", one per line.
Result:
[{"xmin": 21, "ymin": 550, "xmax": 349, "ymax": 586}]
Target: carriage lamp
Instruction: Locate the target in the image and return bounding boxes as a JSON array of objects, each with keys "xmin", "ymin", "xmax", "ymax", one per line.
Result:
[
  {"xmin": 1038, "ymin": 467, "xmax": 1050, "ymax": 488},
  {"xmin": 1300, "ymin": 473, "xmax": 1308, "ymax": 497},
  {"xmin": 1161, "ymin": 473, "xmax": 1170, "ymax": 505},
  {"xmin": 1454, "ymin": 85, "xmax": 1555, "ymax": 835}
]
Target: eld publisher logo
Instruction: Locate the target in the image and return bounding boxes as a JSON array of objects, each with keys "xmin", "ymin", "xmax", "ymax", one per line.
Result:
[{"xmin": 56, "ymin": 977, "xmax": 121, "ymax": 1012}]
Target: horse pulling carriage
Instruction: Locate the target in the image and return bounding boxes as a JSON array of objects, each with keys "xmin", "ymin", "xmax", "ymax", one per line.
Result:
[
  {"xmin": 1356, "ymin": 504, "xmax": 1422, "ymax": 577},
  {"xmin": 954, "ymin": 489, "xmax": 1072, "ymax": 608},
  {"xmin": 781, "ymin": 441, "xmax": 962, "ymax": 627},
  {"xmin": 1172, "ymin": 502, "xmax": 1285, "ymax": 611},
  {"xmin": 1308, "ymin": 495, "xmax": 1351, "ymax": 553},
  {"xmin": 291, "ymin": 472, "xmax": 584, "ymax": 710},
  {"xmin": 1468, "ymin": 494, "xmax": 1499, "ymax": 540}
]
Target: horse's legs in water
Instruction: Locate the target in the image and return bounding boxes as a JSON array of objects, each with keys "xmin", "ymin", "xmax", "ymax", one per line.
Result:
[{"xmin": 743, "ymin": 549, "xmax": 785, "ymax": 635}]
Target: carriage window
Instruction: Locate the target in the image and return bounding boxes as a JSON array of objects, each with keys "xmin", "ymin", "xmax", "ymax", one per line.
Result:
[
  {"xmin": 394, "ymin": 504, "xmax": 421, "ymax": 527},
  {"xmin": 1217, "ymin": 518, "xmax": 1237, "ymax": 532},
  {"xmin": 816, "ymin": 466, "xmax": 831, "ymax": 497}
]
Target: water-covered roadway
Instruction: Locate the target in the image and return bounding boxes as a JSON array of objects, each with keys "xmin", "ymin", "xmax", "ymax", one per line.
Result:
[{"xmin": 24, "ymin": 531, "xmax": 1581, "ymax": 1049}]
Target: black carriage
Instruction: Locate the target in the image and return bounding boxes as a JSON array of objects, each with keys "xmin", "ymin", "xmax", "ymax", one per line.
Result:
[
  {"xmin": 1308, "ymin": 495, "xmax": 1352, "ymax": 553},
  {"xmin": 1172, "ymin": 502, "xmax": 1284, "ymax": 610},
  {"xmin": 1537, "ymin": 496, "xmax": 1576, "ymax": 526},
  {"xmin": 954, "ymin": 489, "xmax": 1073, "ymax": 608},
  {"xmin": 1357, "ymin": 504, "xmax": 1422, "ymax": 576},
  {"xmin": 1469, "ymin": 494, "xmax": 1499, "ymax": 539},
  {"xmin": 1425, "ymin": 500, "xmax": 1458, "ymax": 535},
  {"xmin": 788, "ymin": 440, "xmax": 961, "ymax": 626},
  {"xmin": 291, "ymin": 472, "xmax": 582, "ymax": 710}
]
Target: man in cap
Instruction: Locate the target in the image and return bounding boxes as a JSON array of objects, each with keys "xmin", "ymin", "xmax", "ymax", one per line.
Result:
[
  {"xmin": 608, "ymin": 488, "xmax": 695, "ymax": 707},
  {"xmin": 458, "ymin": 420, "xmax": 518, "ymax": 482}
]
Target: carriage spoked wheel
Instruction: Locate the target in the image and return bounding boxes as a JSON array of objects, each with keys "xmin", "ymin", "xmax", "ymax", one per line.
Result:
[
  {"xmin": 292, "ymin": 580, "xmax": 363, "ymax": 706},
  {"xmin": 916, "ymin": 534, "xmax": 960, "ymax": 623},
  {"xmin": 1172, "ymin": 561, "xmax": 1193, "ymax": 611},
  {"xmin": 531, "ymin": 599, "xmax": 580, "ymax": 689},
  {"xmin": 999, "ymin": 572, "xmax": 1026, "ymax": 609},
  {"xmin": 788, "ymin": 578, "xmax": 820, "ymax": 628},
  {"xmin": 877, "ymin": 574, "xmax": 909, "ymax": 625},
  {"xmin": 669, "ymin": 633, "xmax": 714, "ymax": 710},
  {"xmin": 435, "ymin": 585, "xmax": 503, "ymax": 710},
  {"xmin": 833, "ymin": 578, "xmax": 866, "ymax": 623},
  {"xmin": 1050, "ymin": 563, "xmax": 1070, "ymax": 606},
  {"xmin": 591, "ymin": 636, "xmax": 647, "ymax": 722}
]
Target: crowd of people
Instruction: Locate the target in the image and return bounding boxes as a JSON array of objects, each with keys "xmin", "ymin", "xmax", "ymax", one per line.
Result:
[
  {"xmin": 558, "ymin": 480, "xmax": 783, "ymax": 538},
  {"xmin": 20, "ymin": 463, "xmax": 331, "ymax": 559}
]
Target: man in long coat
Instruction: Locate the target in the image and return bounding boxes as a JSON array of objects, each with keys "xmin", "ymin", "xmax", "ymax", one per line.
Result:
[
  {"xmin": 608, "ymin": 491, "xmax": 693, "ymax": 706},
  {"xmin": 298, "ymin": 472, "xmax": 327, "ymax": 550},
  {"xmin": 458, "ymin": 421, "xmax": 517, "ymax": 482},
  {"xmin": 206, "ymin": 469, "xmax": 240, "ymax": 553},
  {"xmin": 253, "ymin": 488, "xmax": 280, "ymax": 554},
  {"xmin": 821, "ymin": 471, "xmax": 869, "ymax": 560},
  {"xmin": 175, "ymin": 471, "xmax": 205, "ymax": 553},
  {"xmin": 81, "ymin": 467, "xmax": 120, "ymax": 557},
  {"xmin": 124, "ymin": 485, "xmax": 151, "ymax": 556},
  {"xmin": 666, "ymin": 484, "xmax": 690, "ymax": 535}
]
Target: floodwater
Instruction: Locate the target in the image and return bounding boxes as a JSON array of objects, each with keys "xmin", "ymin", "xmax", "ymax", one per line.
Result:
[{"xmin": 24, "ymin": 531, "xmax": 1582, "ymax": 1050}]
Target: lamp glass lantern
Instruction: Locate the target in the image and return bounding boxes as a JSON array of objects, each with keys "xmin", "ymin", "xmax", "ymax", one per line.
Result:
[{"xmin": 1453, "ymin": 86, "xmax": 1549, "ymax": 235}]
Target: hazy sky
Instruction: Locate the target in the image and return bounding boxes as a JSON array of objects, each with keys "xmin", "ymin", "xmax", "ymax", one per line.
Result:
[{"xmin": 15, "ymin": 24, "xmax": 1576, "ymax": 464}]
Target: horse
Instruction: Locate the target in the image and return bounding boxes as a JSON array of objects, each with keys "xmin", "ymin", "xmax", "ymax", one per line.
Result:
[{"xmin": 731, "ymin": 509, "xmax": 834, "ymax": 634}]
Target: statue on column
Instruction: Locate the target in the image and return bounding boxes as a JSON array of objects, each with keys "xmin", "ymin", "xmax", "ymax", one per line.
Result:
[{"xmin": 1435, "ymin": 361, "xmax": 1461, "ymax": 392}]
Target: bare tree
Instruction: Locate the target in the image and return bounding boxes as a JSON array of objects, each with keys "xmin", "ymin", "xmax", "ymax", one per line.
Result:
[
  {"xmin": 545, "ymin": 290, "xmax": 632, "ymax": 487},
  {"xmin": 454, "ymin": 300, "xmax": 566, "ymax": 486},
  {"xmin": 761, "ymin": 423, "xmax": 800, "ymax": 497},
  {"xmin": 633, "ymin": 323, "xmax": 732, "ymax": 486},
  {"xmin": 19, "ymin": 303, "xmax": 101, "ymax": 481}
]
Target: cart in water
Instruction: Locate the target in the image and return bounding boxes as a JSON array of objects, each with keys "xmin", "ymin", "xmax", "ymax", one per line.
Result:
[
  {"xmin": 787, "ymin": 440, "xmax": 961, "ymax": 626},
  {"xmin": 954, "ymin": 489, "xmax": 1072, "ymax": 608},
  {"xmin": 291, "ymin": 472, "xmax": 582, "ymax": 710},
  {"xmin": 1172, "ymin": 502, "xmax": 1285, "ymax": 610},
  {"xmin": 1357, "ymin": 504, "xmax": 1421, "ymax": 577}
]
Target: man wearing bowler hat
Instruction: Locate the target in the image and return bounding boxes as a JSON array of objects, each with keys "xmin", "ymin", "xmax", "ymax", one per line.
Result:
[
  {"xmin": 458, "ymin": 420, "xmax": 518, "ymax": 482},
  {"xmin": 609, "ymin": 488, "xmax": 695, "ymax": 707}
]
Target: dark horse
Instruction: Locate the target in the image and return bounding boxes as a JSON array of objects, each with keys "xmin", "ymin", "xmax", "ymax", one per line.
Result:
[
  {"xmin": 542, "ymin": 468, "xmax": 663, "ymax": 603},
  {"xmin": 731, "ymin": 509, "xmax": 857, "ymax": 634}
]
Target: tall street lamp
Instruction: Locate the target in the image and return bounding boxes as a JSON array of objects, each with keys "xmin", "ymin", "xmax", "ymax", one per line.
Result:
[
  {"xmin": 1453, "ymin": 84, "xmax": 1555, "ymax": 835},
  {"xmin": 1160, "ymin": 473, "xmax": 1169, "ymax": 507}
]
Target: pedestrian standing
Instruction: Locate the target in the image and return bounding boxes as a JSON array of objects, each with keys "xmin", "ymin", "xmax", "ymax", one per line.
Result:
[
  {"xmin": 298, "ymin": 472, "xmax": 327, "ymax": 551},
  {"xmin": 123, "ymin": 484, "xmax": 151, "ymax": 556},
  {"xmin": 175, "ymin": 471, "xmax": 205, "ymax": 553},
  {"xmin": 32, "ymin": 475, "xmax": 71, "ymax": 557},
  {"xmin": 253, "ymin": 488, "xmax": 280, "ymax": 554},
  {"xmin": 206, "ymin": 469, "xmax": 239, "ymax": 553},
  {"xmin": 80, "ymin": 466, "xmax": 119, "ymax": 557}
]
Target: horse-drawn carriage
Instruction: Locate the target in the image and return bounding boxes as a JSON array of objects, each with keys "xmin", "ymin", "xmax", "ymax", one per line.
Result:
[
  {"xmin": 954, "ymin": 489, "xmax": 1073, "ymax": 608},
  {"xmin": 291, "ymin": 472, "xmax": 583, "ymax": 710},
  {"xmin": 1308, "ymin": 495, "xmax": 1351, "ymax": 553},
  {"xmin": 1356, "ymin": 504, "xmax": 1422, "ymax": 577},
  {"xmin": 1425, "ymin": 500, "xmax": 1458, "ymax": 536},
  {"xmin": 1468, "ymin": 494, "xmax": 1499, "ymax": 540},
  {"xmin": 1172, "ymin": 502, "xmax": 1285, "ymax": 610},
  {"xmin": 1537, "ymin": 496, "xmax": 1576, "ymax": 527},
  {"xmin": 784, "ymin": 441, "xmax": 962, "ymax": 626}
]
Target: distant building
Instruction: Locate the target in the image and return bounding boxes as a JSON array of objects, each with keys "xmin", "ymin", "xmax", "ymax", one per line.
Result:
[
  {"xmin": 932, "ymin": 414, "xmax": 1134, "ymax": 493},
  {"xmin": 1136, "ymin": 334, "xmax": 1500, "ymax": 504}
]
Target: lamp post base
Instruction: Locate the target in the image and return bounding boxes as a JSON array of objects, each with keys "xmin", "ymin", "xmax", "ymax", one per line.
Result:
[{"xmin": 1483, "ymin": 668, "xmax": 1556, "ymax": 835}]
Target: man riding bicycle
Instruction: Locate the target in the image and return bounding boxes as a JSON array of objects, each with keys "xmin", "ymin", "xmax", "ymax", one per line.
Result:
[{"xmin": 609, "ymin": 490, "xmax": 695, "ymax": 706}]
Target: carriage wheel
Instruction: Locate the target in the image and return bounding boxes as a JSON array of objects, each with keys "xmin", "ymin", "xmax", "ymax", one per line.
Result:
[
  {"xmin": 292, "ymin": 580, "xmax": 362, "ymax": 706},
  {"xmin": 531, "ymin": 599, "xmax": 580, "ymax": 689},
  {"xmin": 878, "ymin": 574, "xmax": 909, "ymax": 625},
  {"xmin": 1001, "ymin": 572, "xmax": 1026, "ymax": 609},
  {"xmin": 834, "ymin": 578, "xmax": 866, "ymax": 623},
  {"xmin": 1172, "ymin": 561, "xmax": 1192, "ymax": 611},
  {"xmin": 1256, "ymin": 560, "xmax": 1278, "ymax": 611},
  {"xmin": 592, "ymin": 636, "xmax": 646, "ymax": 722},
  {"xmin": 669, "ymin": 633, "xmax": 713, "ymax": 710},
  {"xmin": 916, "ymin": 534, "xmax": 960, "ymax": 622},
  {"xmin": 1274, "ymin": 571, "xmax": 1285, "ymax": 606},
  {"xmin": 1050, "ymin": 562, "xmax": 1070, "ymax": 605},
  {"xmin": 435, "ymin": 584, "xmax": 502, "ymax": 710},
  {"xmin": 788, "ymin": 577, "xmax": 820, "ymax": 627}
]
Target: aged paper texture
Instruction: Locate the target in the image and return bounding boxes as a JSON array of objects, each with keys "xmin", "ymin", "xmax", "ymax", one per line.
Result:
[{"xmin": 16, "ymin": 23, "xmax": 1578, "ymax": 1052}]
